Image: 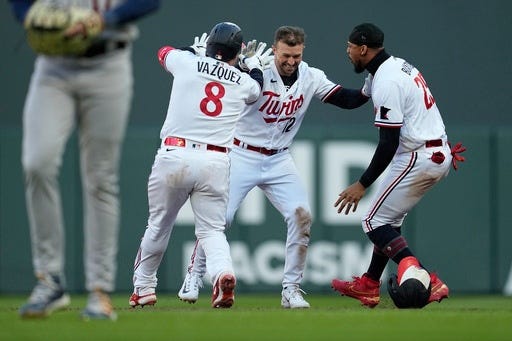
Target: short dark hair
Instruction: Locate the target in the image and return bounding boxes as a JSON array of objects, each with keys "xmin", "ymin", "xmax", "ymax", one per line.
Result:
[
  {"xmin": 349, "ymin": 23, "xmax": 384, "ymax": 48},
  {"xmin": 274, "ymin": 26, "xmax": 306, "ymax": 46}
]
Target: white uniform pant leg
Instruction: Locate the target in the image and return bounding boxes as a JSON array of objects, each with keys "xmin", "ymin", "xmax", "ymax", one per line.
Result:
[
  {"xmin": 260, "ymin": 151, "xmax": 312, "ymax": 288},
  {"xmin": 22, "ymin": 57, "xmax": 77, "ymax": 280},
  {"xmin": 362, "ymin": 147, "xmax": 451, "ymax": 232},
  {"xmin": 133, "ymin": 152, "xmax": 190, "ymax": 290},
  {"xmin": 80, "ymin": 51, "xmax": 133, "ymax": 292},
  {"xmin": 190, "ymin": 151, "xmax": 234, "ymax": 283},
  {"xmin": 188, "ymin": 147, "xmax": 258, "ymax": 278}
]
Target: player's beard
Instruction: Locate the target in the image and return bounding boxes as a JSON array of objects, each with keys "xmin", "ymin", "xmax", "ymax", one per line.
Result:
[{"xmin": 352, "ymin": 60, "xmax": 365, "ymax": 74}]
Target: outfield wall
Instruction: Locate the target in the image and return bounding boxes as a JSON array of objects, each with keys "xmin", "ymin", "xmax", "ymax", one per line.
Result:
[{"xmin": 1, "ymin": 126, "xmax": 511, "ymax": 295}]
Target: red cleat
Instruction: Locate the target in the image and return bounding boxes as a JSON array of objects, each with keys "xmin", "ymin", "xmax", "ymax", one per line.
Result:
[
  {"xmin": 428, "ymin": 273, "xmax": 449, "ymax": 303},
  {"xmin": 331, "ymin": 273, "xmax": 380, "ymax": 308},
  {"xmin": 211, "ymin": 272, "xmax": 236, "ymax": 308}
]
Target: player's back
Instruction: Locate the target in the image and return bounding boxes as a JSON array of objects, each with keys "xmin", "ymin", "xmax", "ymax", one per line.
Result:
[
  {"xmin": 159, "ymin": 49, "xmax": 260, "ymax": 147},
  {"xmin": 373, "ymin": 56, "xmax": 446, "ymax": 152}
]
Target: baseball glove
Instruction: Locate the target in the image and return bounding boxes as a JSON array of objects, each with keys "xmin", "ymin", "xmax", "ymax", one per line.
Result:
[{"xmin": 24, "ymin": 1, "xmax": 103, "ymax": 56}]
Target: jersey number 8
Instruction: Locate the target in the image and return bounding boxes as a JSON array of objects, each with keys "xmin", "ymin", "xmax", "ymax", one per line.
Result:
[{"xmin": 200, "ymin": 81, "xmax": 225, "ymax": 116}]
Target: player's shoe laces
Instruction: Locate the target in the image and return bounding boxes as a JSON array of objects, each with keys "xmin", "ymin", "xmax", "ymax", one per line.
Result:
[
  {"xmin": 81, "ymin": 289, "xmax": 117, "ymax": 321},
  {"xmin": 281, "ymin": 287, "xmax": 310, "ymax": 309},
  {"xmin": 129, "ymin": 288, "xmax": 157, "ymax": 308},
  {"xmin": 211, "ymin": 271, "xmax": 236, "ymax": 308},
  {"xmin": 178, "ymin": 272, "xmax": 203, "ymax": 303},
  {"xmin": 428, "ymin": 273, "xmax": 449, "ymax": 303},
  {"xmin": 331, "ymin": 273, "xmax": 380, "ymax": 308},
  {"xmin": 19, "ymin": 274, "xmax": 70, "ymax": 318}
]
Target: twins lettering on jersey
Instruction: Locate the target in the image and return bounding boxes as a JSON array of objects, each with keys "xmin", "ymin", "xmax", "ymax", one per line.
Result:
[
  {"xmin": 259, "ymin": 91, "xmax": 304, "ymax": 123},
  {"xmin": 197, "ymin": 61, "xmax": 241, "ymax": 84}
]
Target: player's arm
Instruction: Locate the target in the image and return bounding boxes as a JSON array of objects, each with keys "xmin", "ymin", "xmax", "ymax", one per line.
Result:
[
  {"xmin": 323, "ymin": 86, "xmax": 370, "ymax": 109},
  {"xmin": 323, "ymin": 74, "xmax": 372, "ymax": 109},
  {"xmin": 248, "ymin": 69, "xmax": 263, "ymax": 89},
  {"xmin": 358, "ymin": 127, "xmax": 400, "ymax": 188},
  {"xmin": 157, "ymin": 46, "xmax": 175, "ymax": 68},
  {"xmin": 103, "ymin": 0, "xmax": 160, "ymax": 26},
  {"xmin": 8, "ymin": 0, "xmax": 33, "ymax": 22}
]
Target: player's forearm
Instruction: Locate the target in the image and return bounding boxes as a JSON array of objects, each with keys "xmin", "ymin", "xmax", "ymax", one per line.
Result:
[
  {"xmin": 249, "ymin": 69, "xmax": 264, "ymax": 89},
  {"xmin": 359, "ymin": 127, "xmax": 400, "ymax": 188},
  {"xmin": 103, "ymin": 0, "xmax": 161, "ymax": 26},
  {"xmin": 324, "ymin": 87, "xmax": 370, "ymax": 109},
  {"xmin": 9, "ymin": 0, "xmax": 33, "ymax": 23}
]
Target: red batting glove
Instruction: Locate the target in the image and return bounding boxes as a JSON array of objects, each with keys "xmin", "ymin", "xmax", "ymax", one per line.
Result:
[{"xmin": 449, "ymin": 142, "xmax": 466, "ymax": 170}]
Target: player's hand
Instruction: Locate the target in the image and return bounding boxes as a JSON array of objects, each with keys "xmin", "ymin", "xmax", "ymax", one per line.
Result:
[
  {"xmin": 63, "ymin": 12, "xmax": 104, "ymax": 39},
  {"xmin": 239, "ymin": 40, "xmax": 266, "ymax": 71},
  {"xmin": 239, "ymin": 42, "xmax": 273, "ymax": 71},
  {"xmin": 361, "ymin": 74, "xmax": 373, "ymax": 97},
  {"xmin": 190, "ymin": 32, "xmax": 208, "ymax": 56},
  {"xmin": 241, "ymin": 39, "xmax": 258, "ymax": 57},
  {"xmin": 260, "ymin": 53, "xmax": 274, "ymax": 70},
  {"xmin": 334, "ymin": 181, "xmax": 366, "ymax": 215}
]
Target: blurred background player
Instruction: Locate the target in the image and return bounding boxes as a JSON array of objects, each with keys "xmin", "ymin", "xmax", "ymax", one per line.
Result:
[
  {"xmin": 178, "ymin": 25, "xmax": 372, "ymax": 309},
  {"xmin": 129, "ymin": 22, "xmax": 270, "ymax": 309},
  {"xmin": 10, "ymin": 0, "xmax": 161, "ymax": 320},
  {"xmin": 331, "ymin": 23, "xmax": 465, "ymax": 308}
]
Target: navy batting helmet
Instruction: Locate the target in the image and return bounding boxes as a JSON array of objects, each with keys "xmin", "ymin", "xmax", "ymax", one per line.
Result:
[
  {"xmin": 387, "ymin": 257, "xmax": 431, "ymax": 309},
  {"xmin": 206, "ymin": 22, "xmax": 243, "ymax": 62},
  {"xmin": 387, "ymin": 274, "xmax": 431, "ymax": 308}
]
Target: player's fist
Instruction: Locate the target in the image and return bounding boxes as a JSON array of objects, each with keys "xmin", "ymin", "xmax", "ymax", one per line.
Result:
[{"xmin": 190, "ymin": 32, "xmax": 208, "ymax": 56}]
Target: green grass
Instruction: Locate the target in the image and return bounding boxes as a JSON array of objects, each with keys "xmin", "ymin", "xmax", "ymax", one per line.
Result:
[{"xmin": 1, "ymin": 293, "xmax": 511, "ymax": 340}]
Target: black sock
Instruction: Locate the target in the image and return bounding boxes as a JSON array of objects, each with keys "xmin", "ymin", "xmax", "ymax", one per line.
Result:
[
  {"xmin": 366, "ymin": 247, "xmax": 388, "ymax": 282},
  {"xmin": 367, "ymin": 225, "xmax": 414, "ymax": 265}
]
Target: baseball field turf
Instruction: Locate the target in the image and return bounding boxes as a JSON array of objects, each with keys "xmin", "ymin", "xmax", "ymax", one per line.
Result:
[{"xmin": 1, "ymin": 293, "xmax": 511, "ymax": 340}]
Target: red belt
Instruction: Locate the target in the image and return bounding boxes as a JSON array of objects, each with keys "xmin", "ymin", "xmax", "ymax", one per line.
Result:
[
  {"xmin": 425, "ymin": 139, "xmax": 443, "ymax": 148},
  {"xmin": 164, "ymin": 137, "xmax": 227, "ymax": 153},
  {"xmin": 233, "ymin": 138, "xmax": 287, "ymax": 156}
]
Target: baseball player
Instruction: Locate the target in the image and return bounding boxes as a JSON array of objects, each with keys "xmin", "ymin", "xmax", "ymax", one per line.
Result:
[
  {"xmin": 129, "ymin": 22, "xmax": 271, "ymax": 309},
  {"xmin": 178, "ymin": 26, "xmax": 372, "ymax": 309},
  {"xmin": 10, "ymin": 0, "xmax": 161, "ymax": 320},
  {"xmin": 331, "ymin": 23, "xmax": 465, "ymax": 308}
]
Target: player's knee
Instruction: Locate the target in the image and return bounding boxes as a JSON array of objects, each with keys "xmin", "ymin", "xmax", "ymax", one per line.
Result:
[
  {"xmin": 22, "ymin": 155, "xmax": 57, "ymax": 180},
  {"xmin": 293, "ymin": 206, "xmax": 312, "ymax": 241}
]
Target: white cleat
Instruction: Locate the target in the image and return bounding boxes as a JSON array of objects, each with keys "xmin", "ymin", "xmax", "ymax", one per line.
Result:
[
  {"xmin": 178, "ymin": 272, "xmax": 203, "ymax": 303},
  {"xmin": 281, "ymin": 287, "xmax": 310, "ymax": 309}
]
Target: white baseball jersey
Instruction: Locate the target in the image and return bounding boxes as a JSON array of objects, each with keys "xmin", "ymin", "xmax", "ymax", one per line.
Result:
[
  {"xmin": 234, "ymin": 60, "xmax": 340, "ymax": 149},
  {"xmin": 160, "ymin": 49, "xmax": 261, "ymax": 147},
  {"xmin": 362, "ymin": 55, "xmax": 452, "ymax": 232},
  {"xmin": 184, "ymin": 59, "xmax": 341, "ymax": 291},
  {"xmin": 133, "ymin": 48, "xmax": 262, "ymax": 292},
  {"xmin": 371, "ymin": 56, "xmax": 447, "ymax": 153}
]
